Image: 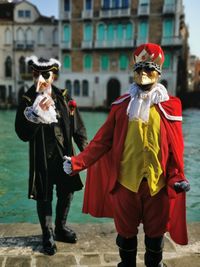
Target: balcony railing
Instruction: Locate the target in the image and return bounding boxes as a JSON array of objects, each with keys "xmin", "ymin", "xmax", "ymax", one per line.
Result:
[
  {"xmin": 163, "ymin": 4, "xmax": 176, "ymax": 14},
  {"xmin": 94, "ymin": 39, "xmax": 133, "ymax": 48},
  {"xmin": 60, "ymin": 41, "xmax": 71, "ymax": 50},
  {"xmin": 60, "ymin": 10, "xmax": 71, "ymax": 20},
  {"xmin": 100, "ymin": 8, "xmax": 130, "ymax": 18},
  {"xmin": 136, "ymin": 38, "xmax": 148, "ymax": 46},
  {"xmin": 82, "ymin": 10, "xmax": 93, "ymax": 19},
  {"xmin": 81, "ymin": 40, "xmax": 93, "ymax": 49},
  {"xmin": 138, "ymin": 5, "xmax": 150, "ymax": 16},
  {"xmin": 14, "ymin": 41, "xmax": 34, "ymax": 50},
  {"xmin": 161, "ymin": 36, "xmax": 183, "ymax": 46}
]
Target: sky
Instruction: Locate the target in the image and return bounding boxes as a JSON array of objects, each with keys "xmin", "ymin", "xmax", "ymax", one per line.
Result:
[{"xmin": 28, "ymin": 0, "xmax": 200, "ymax": 58}]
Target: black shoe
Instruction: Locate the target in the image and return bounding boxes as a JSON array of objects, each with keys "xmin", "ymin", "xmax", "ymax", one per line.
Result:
[
  {"xmin": 42, "ymin": 230, "xmax": 57, "ymax": 256},
  {"xmin": 55, "ymin": 226, "xmax": 77, "ymax": 243}
]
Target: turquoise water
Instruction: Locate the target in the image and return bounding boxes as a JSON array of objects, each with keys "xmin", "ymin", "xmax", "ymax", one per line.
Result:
[{"xmin": 0, "ymin": 109, "xmax": 199, "ymax": 223}]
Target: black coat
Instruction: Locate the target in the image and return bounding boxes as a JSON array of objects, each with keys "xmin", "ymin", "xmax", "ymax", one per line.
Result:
[{"xmin": 15, "ymin": 85, "xmax": 88, "ymax": 201}]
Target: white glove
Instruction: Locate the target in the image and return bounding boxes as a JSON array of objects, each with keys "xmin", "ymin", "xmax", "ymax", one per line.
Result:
[
  {"xmin": 24, "ymin": 94, "xmax": 58, "ymax": 124},
  {"xmin": 63, "ymin": 156, "xmax": 72, "ymax": 175}
]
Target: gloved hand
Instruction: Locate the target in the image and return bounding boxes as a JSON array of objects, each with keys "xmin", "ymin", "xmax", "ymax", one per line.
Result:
[
  {"xmin": 63, "ymin": 156, "xmax": 72, "ymax": 175},
  {"xmin": 174, "ymin": 181, "xmax": 190, "ymax": 192}
]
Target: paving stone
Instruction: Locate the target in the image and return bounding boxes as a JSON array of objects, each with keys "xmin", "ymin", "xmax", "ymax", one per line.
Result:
[
  {"xmin": 35, "ymin": 254, "xmax": 77, "ymax": 267},
  {"xmin": 5, "ymin": 256, "xmax": 31, "ymax": 267},
  {"xmin": 79, "ymin": 252, "xmax": 101, "ymax": 265}
]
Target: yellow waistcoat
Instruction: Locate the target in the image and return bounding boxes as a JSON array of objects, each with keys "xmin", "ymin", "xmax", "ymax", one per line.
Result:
[{"xmin": 118, "ymin": 105, "xmax": 165, "ymax": 196}]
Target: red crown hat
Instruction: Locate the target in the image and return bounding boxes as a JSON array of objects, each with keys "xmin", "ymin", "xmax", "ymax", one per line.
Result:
[{"xmin": 133, "ymin": 43, "xmax": 164, "ymax": 74}]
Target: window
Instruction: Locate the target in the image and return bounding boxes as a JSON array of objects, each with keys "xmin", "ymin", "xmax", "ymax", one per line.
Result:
[
  {"xmin": 103, "ymin": 0, "xmax": 110, "ymax": 9},
  {"xmin": 163, "ymin": 53, "xmax": 171, "ymax": 69},
  {"xmin": 86, "ymin": 0, "xmax": 92, "ymax": 10},
  {"xmin": 65, "ymin": 80, "xmax": 72, "ymax": 96},
  {"xmin": 38, "ymin": 28, "xmax": 45, "ymax": 45},
  {"xmin": 84, "ymin": 54, "xmax": 92, "ymax": 70},
  {"xmin": 107, "ymin": 24, "xmax": 114, "ymax": 41},
  {"xmin": 5, "ymin": 57, "xmax": 12, "ymax": 77},
  {"xmin": 82, "ymin": 80, "xmax": 89, "ymax": 96},
  {"xmin": 119, "ymin": 54, "xmax": 128, "ymax": 70},
  {"xmin": 5, "ymin": 28, "xmax": 12, "ymax": 45},
  {"xmin": 18, "ymin": 10, "xmax": 31, "ymax": 18},
  {"xmin": 163, "ymin": 19, "xmax": 174, "ymax": 37},
  {"xmin": 74, "ymin": 80, "xmax": 80, "ymax": 96},
  {"xmin": 16, "ymin": 28, "xmax": 25, "ymax": 42},
  {"xmin": 19, "ymin": 56, "xmax": 26, "ymax": 74},
  {"xmin": 63, "ymin": 55, "xmax": 71, "ymax": 70},
  {"xmin": 112, "ymin": 0, "xmax": 120, "ymax": 8},
  {"xmin": 97, "ymin": 24, "xmax": 105, "ymax": 41},
  {"xmin": 126, "ymin": 23, "xmax": 132, "ymax": 40},
  {"xmin": 63, "ymin": 24, "xmax": 70, "ymax": 42},
  {"xmin": 138, "ymin": 21, "xmax": 148, "ymax": 42},
  {"xmin": 101, "ymin": 55, "xmax": 109, "ymax": 70},
  {"xmin": 64, "ymin": 0, "xmax": 70, "ymax": 11},
  {"xmin": 84, "ymin": 23, "xmax": 92, "ymax": 41},
  {"xmin": 117, "ymin": 24, "xmax": 123, "ymax": 40},
  {"xmin": 52, "ymin": 28, "xmax": 58, "ymax": 45},
  {"xmin": 122, "ymin": 0, "xmax": 129, "ymax": 8}
]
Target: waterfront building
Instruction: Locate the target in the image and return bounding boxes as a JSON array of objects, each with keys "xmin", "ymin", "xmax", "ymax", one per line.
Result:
[
  {"xmin": 58, "ymin": 0, "xmax": 189, "ymax": 109},
  {"xmin": 0, "ymin": 0, "xmax": 59, "ymax": 107}
]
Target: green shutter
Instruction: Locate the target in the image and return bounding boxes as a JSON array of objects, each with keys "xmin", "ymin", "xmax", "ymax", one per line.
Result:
[
  {"xmin": 98, "ymin": 24, "xmax": 104, "ymax": 41},
  {"xmin": 107, "ymin": 24, "xmax": 114, "ymax": 41},
  {"xmin": 64, "ymin": 25, "xmax": 70, "ymax": 42},
  {"xmin": 163, "ymin": 53, "xmax": 171, "ymax": 69},
  {"xmin": 101, "ymin": 55, "xmax": 109, "ymax": 70},
  {"xmin": 84, "ymin": 54, "xmax": 92, "ymax": 70},
  {"xmin": 64, "ymin": 55, "xmax": 71, "ymax": 69},
  {"xmin": 163, "ymin": 19, "xmax": 173, "ymax": 37},
  {"xmin": 126, "ymin": 23, "xmax": 132, "ymax": 40},
  {"xmin": 119, "ymin": 54, "xmax": 128, "ymax": 70},
  {"xmin": 84, "ymin": 24, "xmax": 92, "ymax": 41}
]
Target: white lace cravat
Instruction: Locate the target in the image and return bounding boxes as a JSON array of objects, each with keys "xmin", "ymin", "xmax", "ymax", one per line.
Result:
[{"xmin": 127, "ymin": 83, "xmax": 169, "ymax": 122}]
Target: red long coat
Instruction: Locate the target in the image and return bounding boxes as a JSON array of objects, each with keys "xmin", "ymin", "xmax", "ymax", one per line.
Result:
[{"xmin": 71, "ymin": 95, "xmax": 188, "ymax": 245}]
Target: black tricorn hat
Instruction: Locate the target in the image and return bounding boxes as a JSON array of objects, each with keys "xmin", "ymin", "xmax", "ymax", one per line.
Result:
[{"xmin": 26, "ymin": 55, "xmax": 61, "ymax": 74}]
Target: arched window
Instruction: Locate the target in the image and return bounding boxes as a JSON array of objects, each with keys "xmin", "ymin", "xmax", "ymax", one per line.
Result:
[
  {"xmin": 4, "ymin": 28, "xmax": 12, "ymax": 45},
  {"xmin": 97, "ymin": 23, "xmax": 105, "ymax": 41},
  {"xmin": 5, "ymin": 56, "xmax": 12, "ymax": 77},
  {"xmin": 82, "ymin": 80, "xmax": 89, "ymax": 96},
  {"xmin": 107, "ymin": 24, "xmax": 114, "ymax": 41},
  {"xmin": 63, "ymin": 55, "xmax": 71, "ymax": 70},
  {"xmin": 84, "ymin": 23, "xmax": 92, "ymax": 41},
  {"xmin": 74, "ymin": 80, "xmax": 80, "ymax": 96},
  {"xmin": 19, "ymin": 56, "xmax": 26, "ymax": 74},
  {"xmin": 65, "ymin": 80, "xmax": 72, "ymax": 96},
  {"xmin": 38, "ymin": 28, "xmax": 45, "ymax": 45},
  {"xmin": 16, "ymin": 27, "xmax": 24, "ymax": 42}
]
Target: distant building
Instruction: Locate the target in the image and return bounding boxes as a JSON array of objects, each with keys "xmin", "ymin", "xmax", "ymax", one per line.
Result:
[
  {"xmin": 194, "ymin": 58, "xmax": 200, "ymax": 91},
  {"xmin": 0, "ymin": 0, "xmax": 59, "ymax": 107},
  {"xmin": 58, "ymin": 0, "xmax": 189, "ymax": 109}
]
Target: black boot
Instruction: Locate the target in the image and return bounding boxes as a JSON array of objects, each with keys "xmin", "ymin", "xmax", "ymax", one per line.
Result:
[
  {"xmin": 116, "ymin": 234, "xmax": 137, "ymax": 267},
  {"xmin": 55, "ymin": 193, "xmax": 77, "ymax": 243},
  {"xmin": 144, "ymin": 235, "xmax": 165, "ymax": 267},
  {"xmin": 37, "ymin": 200, "xmax": 57, "ymax": 255}
]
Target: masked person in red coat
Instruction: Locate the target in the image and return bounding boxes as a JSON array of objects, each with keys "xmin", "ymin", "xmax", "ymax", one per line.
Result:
[
  {"xmin": 63, "ymin": 43, "xmax": 190, "ymax": 267},
  {"xmin": 15, "ymin": 56, "xmax": 88, "ymax": 255}
]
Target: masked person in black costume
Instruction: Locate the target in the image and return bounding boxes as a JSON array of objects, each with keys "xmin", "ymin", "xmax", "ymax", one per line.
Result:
[{"xmin": 15, "ymin": 56, "xmax": 88, "ymax": 255}]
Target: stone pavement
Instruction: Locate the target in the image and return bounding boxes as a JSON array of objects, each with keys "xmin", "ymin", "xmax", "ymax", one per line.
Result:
[{"xmin": 0, "ymin": 222, "xmax": 199, "ymax": 267}]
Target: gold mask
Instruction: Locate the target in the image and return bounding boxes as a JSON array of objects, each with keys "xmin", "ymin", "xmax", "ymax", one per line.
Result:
[{"xmin": 133, "ymin": 68, "xmax": 160, "ymax": 86}]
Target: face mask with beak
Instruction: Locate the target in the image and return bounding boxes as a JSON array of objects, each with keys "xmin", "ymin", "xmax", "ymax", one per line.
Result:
[{"xmin": 33, "ymin": 71, "xmax": 54, "ymax": 94}]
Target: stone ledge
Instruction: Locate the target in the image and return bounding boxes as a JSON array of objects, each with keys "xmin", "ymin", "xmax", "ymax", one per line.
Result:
[{"xmin": 0, "ymin": 222, "xmax": 199, "ymax": 266}]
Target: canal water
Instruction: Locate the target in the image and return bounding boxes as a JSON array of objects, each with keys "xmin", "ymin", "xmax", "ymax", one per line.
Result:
[{"xmin": 0, "ymin": 109, "xmax": 199, "ymax": 224}]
